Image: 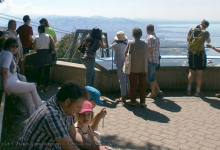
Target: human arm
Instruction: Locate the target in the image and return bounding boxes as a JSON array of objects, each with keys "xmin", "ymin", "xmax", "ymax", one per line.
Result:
[
  {"xmin": 1, "ymin": 53, "xmax": 13, "ymax": 95},
  {"xmin": 91, "ymin": 108, "xmax": 107, "ymax": 131},
  {"xmin": 146, "ymin": 37, "xmax": 154, "ymax": 58},
  {"xmin": 56, "ymin": 136, "xmax": 80, "ymax": 150},
  {"xmin": 111, "ymin": 39, "xmax": 117, "ymax": 45},
  {"xmin": 124, "ymin": 42, "xmax": 130, "ymax": 57},
  {"xmin": 187, "ymin": 29, "xmax": 191, "ymax": 42},
  {"xmin": 68, "ymin": 125, "xmax": 108, "ymax": 150},
  {"xmin": 99, "ymin": 35, "xmax": 107, "ymax": 49},
  {"xmin": 49, "ymin": 35, "xmax": 56, "ymax": 54},
  {"xmin": 1, "ymin": 67, "xmax": 10, "ymax": 95},
  {"xmin": 206, "ymin": 36, "xmax": 211, "ymax": 43},
  {"xmin": 28, "ymin": 27, "xmax": 34, "ymax": 41},
  {"xmin": 88, "ymin": 125, "xmax": 101, "ymax": 144},
  {"xmin": 148, "ymin": 47, "xmax": 153, "ymax": 58},
  {"xmin": 206, "ymin": 44, "xmax": 220, "ymax": 53},
  {"xmin": 32, "ymin": 38, "xmax": 37, "ymax": 50},
  {"xmin": 28, "ymin": 35, "xmax": 33, "ymax": 42},
  {"xmin": 53, "ymin": 36, "xmax": 57, "ymax": 44}
]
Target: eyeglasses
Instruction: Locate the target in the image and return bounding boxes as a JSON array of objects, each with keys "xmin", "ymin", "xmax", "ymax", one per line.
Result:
[{"xmin": 10, "ymin": 45, "xmax": 19, "ymax": 48}]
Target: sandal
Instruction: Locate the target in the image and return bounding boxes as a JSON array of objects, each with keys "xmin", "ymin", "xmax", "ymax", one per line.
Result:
[
  {"xmin": 116, "ymin": 95, "xmax": 127, "ymax": 102},
  {"xmin": 127, "ymin": 102, "xmax": 136, "ymax": 107},
  {"xmin": 116, "ymin": 97, "xmax": 126, "ymax": 102},
  {"xmin": 146, "ymin": 93, "xmax": 157, "ymax": 98},
  {"xmin": 141, "ymin": 103, "xmax": 146, "ymax": 108},
  {"xmin": 215, "ymin": 93, "xmax": 220, "ymax": 98},
  {"xmin": 156, "ymin": 91, "xmax": 163, "ymax": 97}
]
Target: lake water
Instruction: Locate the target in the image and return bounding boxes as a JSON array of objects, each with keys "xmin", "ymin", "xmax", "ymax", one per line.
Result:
[{"xmin": 155, "ymin": 23, "xmax": 220, "ymax": 56}]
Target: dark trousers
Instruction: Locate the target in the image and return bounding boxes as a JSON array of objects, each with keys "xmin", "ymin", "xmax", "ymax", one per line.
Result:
[
  {"xmin": 129, "ymin": 73, "xmax": 146, "ymax": 104},
  {"xmin": 36, "ymin": 65, "xmax": 50, "ymax": 87}
]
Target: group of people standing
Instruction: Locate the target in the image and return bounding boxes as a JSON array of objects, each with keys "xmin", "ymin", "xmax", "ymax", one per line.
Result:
[
  {"xmin": 83, "ymin": 25, "xmax": 162, "ymax": 107},
  {"xmin": 82, "ymin": 19, "xmax": 219, "ymax": 108},
  {"xmin": 0, "ymin": 15, "xmax": 57, "ymax": 117}
]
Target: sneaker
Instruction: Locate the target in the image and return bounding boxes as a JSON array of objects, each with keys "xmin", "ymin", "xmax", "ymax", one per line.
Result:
[
  {"xmin": 194, "ymin": 91, "xmax": 204, "ymax": 97},
  {"xmin": 186, "ymin": 90, "xmax": 191, "ymax": 96}
]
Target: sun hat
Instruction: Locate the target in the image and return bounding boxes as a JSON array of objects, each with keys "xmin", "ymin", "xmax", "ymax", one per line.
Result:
[
  {"xmin": 114, "ymin": 31, "xmax": 127, "ymax": 41},
  {"xmin": 201, "ymin": 19, "xmax": 209, "ymax": 28},
  {"xmin": 85, "ymin": 86, "xmax": 103, "ymax": 105},
  {"xmin": 79, "ymin": 100, "xmax": 93, "ymax": 113}
]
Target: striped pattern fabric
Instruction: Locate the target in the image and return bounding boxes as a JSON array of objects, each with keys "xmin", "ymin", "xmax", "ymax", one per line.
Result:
[
  {"xmin": 145, "ymin": 32, "xmax": 160, "ymax": 64},
  {"xmin": 20, "ymin": 95, "xmax": 74, "ymax": 150}
]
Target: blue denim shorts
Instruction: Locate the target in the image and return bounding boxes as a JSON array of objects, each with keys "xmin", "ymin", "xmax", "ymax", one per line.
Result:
[{"xmin": 147, "ymin": 62, "xmax": 158, "ymax": 82}]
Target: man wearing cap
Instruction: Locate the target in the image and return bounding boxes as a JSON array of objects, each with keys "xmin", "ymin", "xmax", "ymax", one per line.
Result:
[
  {"xmin": 110, "ymin": 31, "xmax": 130, "ymax": 102},
  {"xmin": 16, "ymin": 15, "xmax": 34, "ymax": 55},
  {"xmin": 186, "ymin": 20, "xmax": 211, "ymax": 96},
  {"xmin": 85, "ymin": 86, "xmax": 107, "ymax": 139}
]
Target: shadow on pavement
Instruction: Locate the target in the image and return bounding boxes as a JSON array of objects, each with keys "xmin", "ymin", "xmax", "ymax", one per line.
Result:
[
  {"xmin": 123, "ymin": 103, "xmax": 170, "ymax": 123},
  {"xmin": 101, "ymin": 97, "xmax": 119, "ymax": 109},
  {"xmin": 101, "ymin": 135, "xmax": 173, "ymax": 150},
  {"xmin": 201, "ymin": 96, "xmax": 220, "ymax": 110},
  {"xmin": 153, "ymin": 98, "xmax": 182, "ymax": 112}
]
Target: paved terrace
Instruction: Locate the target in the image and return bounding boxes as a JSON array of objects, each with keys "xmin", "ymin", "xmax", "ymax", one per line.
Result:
[{"xmin": 2, "ymin": 84, "xmax": 220, "ymax": 150}]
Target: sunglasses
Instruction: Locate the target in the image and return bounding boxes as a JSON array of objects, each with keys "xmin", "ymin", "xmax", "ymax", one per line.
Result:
[{"xmin": 10, "ymin": 45, "xmax": 19, "ymax": 48}]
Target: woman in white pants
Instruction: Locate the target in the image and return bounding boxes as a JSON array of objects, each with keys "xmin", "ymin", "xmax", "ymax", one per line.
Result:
[
  {"xmin": 0, "ymin": 38, "xmax": 42, "ymax": 117},
  {"xmin": 110, "ymin": 31, "xmax": 130, "ymax": 102}
]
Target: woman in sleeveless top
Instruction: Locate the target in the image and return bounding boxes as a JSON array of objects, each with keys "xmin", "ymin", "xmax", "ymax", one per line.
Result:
[
  {"xmin": 81, "ymin": 27, "xmax": 107, "ymax": 86},
  {"xmin": 33, "ymin": 25, "xmax": 55, "ymax": 92}
]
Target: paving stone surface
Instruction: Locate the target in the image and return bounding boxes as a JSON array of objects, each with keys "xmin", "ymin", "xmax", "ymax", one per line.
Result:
[
  {"xmin": 2, "ymin": 84, "xmax": 220, "ymax": 150},
  {"xmin": 93, "ymin": 92, "xmax": 220, "ymax": 150},
  {"xmin": 38, "ymin": 86, "xmax": 220, "ymax": 150}
]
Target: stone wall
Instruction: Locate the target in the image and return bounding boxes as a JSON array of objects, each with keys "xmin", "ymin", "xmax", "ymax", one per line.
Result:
[{"xmin": 52, "ymin": 61, "xmax": 220, "ymax": 92}]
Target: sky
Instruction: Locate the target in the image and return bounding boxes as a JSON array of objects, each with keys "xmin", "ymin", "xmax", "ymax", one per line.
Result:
[{"xmin": 0, "ymin": 0, "xmax": 220, "ymax": 20}]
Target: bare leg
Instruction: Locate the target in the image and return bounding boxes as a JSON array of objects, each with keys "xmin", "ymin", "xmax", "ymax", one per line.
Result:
[
  {"xmin": 149, "ymin": 80, "xmax": 156, "ymax": 95},
  {"xmin": 196, "ymin": 70, "xmax": 203, "ymax": 88},
  {"xmin": 188, "ymin": 69, "xmax": 196, "ymax": 86},
  {"xmin": 155, "ymin": 80, "xmax": 160, "ymax": 92}
]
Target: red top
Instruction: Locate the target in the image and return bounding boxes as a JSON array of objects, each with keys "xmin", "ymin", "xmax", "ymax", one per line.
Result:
[{"xmin": 16, "ymin": 24, "xmax": 33, "ymax": 49}]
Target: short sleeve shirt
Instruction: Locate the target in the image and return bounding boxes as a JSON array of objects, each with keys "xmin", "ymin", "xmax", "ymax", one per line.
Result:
[
  {"xmin": 45, "ymin": 27, "xmax": 56, "ymax": 38},
  {"xmin": 0, "ymin": 50, "xmax": 17, "ymax": 90},
  {"xmin": 16, "ymin": 24, "xmax": 33, "ymax": 49},
  {"xmin": 145, "ymin": 32, "xmax": 160, "ymax": 64},
  {"xmin": 20, "ymin": 96, "xmax": 74, "ymax": 150}
]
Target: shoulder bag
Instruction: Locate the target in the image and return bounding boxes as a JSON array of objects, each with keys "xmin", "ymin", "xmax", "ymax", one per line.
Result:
[{"xmin": 123, "ymin": 47, "xmax": 131, "ymax": 74}]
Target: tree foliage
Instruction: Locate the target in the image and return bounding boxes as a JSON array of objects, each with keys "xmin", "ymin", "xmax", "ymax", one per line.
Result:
[
  {"xmin": 0, "ymin": 0, "xmax": 4, "ymax": 3},
  {"xmin": 56, "ymin": 32, "xmax": 80, "ymax": 61}
]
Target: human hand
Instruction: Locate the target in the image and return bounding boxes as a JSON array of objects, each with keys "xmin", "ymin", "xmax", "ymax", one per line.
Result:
[
  {"xmin": 206, "ymin": 44, "xmax": 213, "ymax": 48},
  {"xmin": 99, "ymin": 146, "xmax": 112, "ymax": 150},
  {"xmin": 99, "ymin": 108, "xmax": 107, "ymax": 119},
  {"xmin": 101, "ymin": 35, "xmax": 106, "ymax": 40},
  {"xmin": 111, "ymin": 39, "xmax": 117, "ymax": 44}
]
